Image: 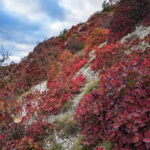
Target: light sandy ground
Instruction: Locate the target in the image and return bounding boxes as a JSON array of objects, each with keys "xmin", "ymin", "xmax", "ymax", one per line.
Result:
[{"xmin": 121, "ymin": 25, "xmax": 150, "ymax": 42}]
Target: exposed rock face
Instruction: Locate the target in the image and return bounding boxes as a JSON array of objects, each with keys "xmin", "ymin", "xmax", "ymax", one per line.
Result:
[{"xmin": 121, "ymin": 25, "xmax": 150, "ymax": 42}]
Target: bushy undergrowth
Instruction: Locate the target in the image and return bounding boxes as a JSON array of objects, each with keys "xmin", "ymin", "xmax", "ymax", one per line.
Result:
[
  {"xmin": 24, "ymin": 51, "xmax": 87, "ymax": 117},
  {"xmin": 108, "ymin": 0, "xmax": 150, "ymax": 42},
  {"xmin": 85, "ymin": 28, "xmax": 109, "ymax": 52},
  {"xmin": 0, "ymin": 121, "xmax": 53, "ymax": 149},
  {"xmin": 75, "ymin": 48, "xmax": 150, "ymax": 149}
]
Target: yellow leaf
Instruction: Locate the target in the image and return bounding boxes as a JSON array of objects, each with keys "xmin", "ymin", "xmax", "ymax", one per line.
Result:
[{"xmin": 14, "ymin": 117, "xmax": 22, "ymax": 123}]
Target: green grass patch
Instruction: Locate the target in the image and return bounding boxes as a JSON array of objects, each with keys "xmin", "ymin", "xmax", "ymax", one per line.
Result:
[
  {"xmin": 71, "ymin": 33, "xmax": 78, "ymax": 40},
  {"xmin": 53, "ymin": 114, "xmax": 78, "ymax": 137},
  {"xmin": 71, "ymin": 135, "xmax": 92, "ymax": 150},
  {"xmin": 48, "ymin": 142, "xmax": 63, "ymax": 150},
  {"xmin": 82, "ymin": 79, "xmax": 99, "ymax": 97},
  {"xmin": 79, "ymin": 42, "xmax": 85, "ymax": 50},
  {"xmin": 61, "ymin": 100, "xmax": 74, "ymax": 112}
]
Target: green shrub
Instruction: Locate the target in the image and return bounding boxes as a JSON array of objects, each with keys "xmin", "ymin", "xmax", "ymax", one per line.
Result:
[
  {"xmin": 71, "ymin": 33, "xmax": 78, "ymax": 40},
  {"xmin": 102, "ymin": 1, "xmax": 112, "ymax": 12},
  {"xmin": 79, "ymin": 42, "xmax": 85, "ymax": 50},
  {"xmin": 59, "ymin": 29, "xmax": 68, "ymax": 40},
  {"xmin": 82, "ymin": 79, "xmax": 99, "ymax": 97}
]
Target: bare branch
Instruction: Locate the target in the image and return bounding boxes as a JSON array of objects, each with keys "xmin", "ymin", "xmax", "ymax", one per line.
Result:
[{"xmin": 0, "ymin": 45, "xmax": 10, "ymax": 66}]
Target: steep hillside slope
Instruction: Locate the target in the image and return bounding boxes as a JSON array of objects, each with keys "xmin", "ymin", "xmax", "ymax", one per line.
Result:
[{"xmin": 0, "ymin": 0, "xmax": 150, "ymax": 150}]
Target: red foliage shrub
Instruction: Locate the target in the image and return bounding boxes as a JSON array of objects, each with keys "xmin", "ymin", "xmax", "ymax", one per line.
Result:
[
  {"xmin": 96, "ymin": 148, "xmax": 104, "ymax": 150},
  {"xmin": 143, "ymin": 13, "xmax": 150, "ymax": 27},
  {"xmin": 108, "ymin": 0, "xmax": 150, "ymax": 43},
  {"xmin": 70, "ymin": 58, "xmax": 88, "ymax": 76},
  {"xmin": 91, "ymin": 44, "xmax": 122, "ymax": 71},
  {"xmin": 85, "ymin": 28, "xmax": 110, "ymax": 52},
  {"xmin": 0, "ymin": 1, "xmax": 149, "ymax": 149},
  {"xmin": 25, "ymin": 121, "xmax": 52, "ymax": 140},
  {"xmin": 47, "ymin": 52, "xmax": 87, "ymax": 85},
  {"xmin": 76, "ymin": 49, "xmax": 150, "ymax": 149},
  {"xmin": 40, "ymin": 74, "xmax": 85, "ymax": 116},
  {"xmin": 23, "ymin": 52, "xmax": 87, "ymax": 118},
  {"xmin": 0, "ymin": 120, "xmax": 52, "ymax": 149},
  {"xmin": 0, "ymin": 123, "xmax": 25, "ymax": 149},
  {"xmin": 87, "ymin": 11, "xmax": 112, "ymax": 29},
  {"xmin": 65, "ymin": 33, "xmax": 85, "ymax": 53},
  {"xmin": 21, "ymin": 51, "xmax": 87, "ymax": 126}
]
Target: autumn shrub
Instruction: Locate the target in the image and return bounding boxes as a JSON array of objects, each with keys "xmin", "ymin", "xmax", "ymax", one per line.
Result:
[
  {"xmin": 59, "ymin": 50, "xmax": 73, "ymax": 63},
  {"xmin": 70, "ymin": 58, "xmax": 88, "ymax": 76},
  {"xmin": 64, "ymin": 31, "xmax": 85, "ymax": 53},
  {"xmin": 108, "ymin": 0, "xmax": 150, "ymax": 43},
  {"xmin": 2, "ymin": 137, "xmax": 42, "ymax": 150},
  {"xmin": 23, "ymin": 53, "xmax": 87, "ymax": 119},
  {"xmin": 85, "ymin": 28, "xmax": 110, "ymax": 52},
  {"xmin": 40, "ymin": 74, "xmax": 85, "ymax": 116},
  {"xmin": 47, "ymin": 52, "xmax": 87, "ymax": 85},
  {"xmin": 91, "ymin": 43, "xmax": 126, "ymax": 72},
  {"xmin": 0, "ymin": 120, "xmax": 53, "ymax": 149},
  {"xmin": 66, "ymin": 38, "xmax": 85, "ymax": 53},
  {"xmin": 0, "ymin": 123, "xmax": 24, "ymax": 143},
  {"xmin": 143, "ymin": 13, "xmax": 150, "ymax": 27},
  {"xmin": 76, "ymin": 49, "xmax": 150, "ymax": 149},
  {"xmin": 95, "ymin": 148, "xmax": 104, "ymax": 150},
  {"xmin": 25, "ymin": 121, "xmax": 53, "ymax": 140},
  {"xmin": 0, "ymin": 123, "xmax": 25, "ymax": 149}
]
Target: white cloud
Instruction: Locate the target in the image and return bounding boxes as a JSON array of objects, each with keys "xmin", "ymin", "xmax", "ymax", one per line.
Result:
[
  {"xmin": 59, "ymin": 0, "xmax": 103, "ymax": 23},
  {"xmin": 2, "ymin": 0, "xmax": 103, "ymax": 36},
  {"xmin": 1, "ymin": 40, "xmax": 34, "ymax": 53},
  {"xmin": 0, "ymin": 39, "xmax": 34, "ymax": 63},
  {"xmin": 9, "ymin": 56, "xmax": 21, "ymax": 63},
  {"xmin": 0, "ymin": 37, "xmax": 35, "ymax": 58},
  {"xmin": 2, "ymin": 0, "xmax": 51, "ymax": 23},
  {"xmin": 14, "ymin": 43, "xmax": 34, "ymax": 52},
  {"xmin": 1, "ymin": 0, "xmax": 63, "ymax": 38}
]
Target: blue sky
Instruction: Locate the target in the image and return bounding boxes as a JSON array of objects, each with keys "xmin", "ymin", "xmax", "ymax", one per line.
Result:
[{"xmin": 0, "ymin": 0, "xmax": 103, "ymax": 63}]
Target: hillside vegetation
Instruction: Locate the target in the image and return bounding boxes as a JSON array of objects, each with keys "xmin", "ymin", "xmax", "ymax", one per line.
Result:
[{"xmin": 0, "ymin": 0, "xmax": 150, "ymax": 149}]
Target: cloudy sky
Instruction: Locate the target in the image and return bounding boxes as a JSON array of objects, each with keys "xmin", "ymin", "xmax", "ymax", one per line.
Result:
[{"xmin": 0, "ymin": 0, "xmax": 104, "ymax": 63}]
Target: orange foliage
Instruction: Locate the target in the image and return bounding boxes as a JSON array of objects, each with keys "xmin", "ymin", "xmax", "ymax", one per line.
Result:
[{"xmin": 85, "ymin": 28, "xmax": 110, "ymax": 52}]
